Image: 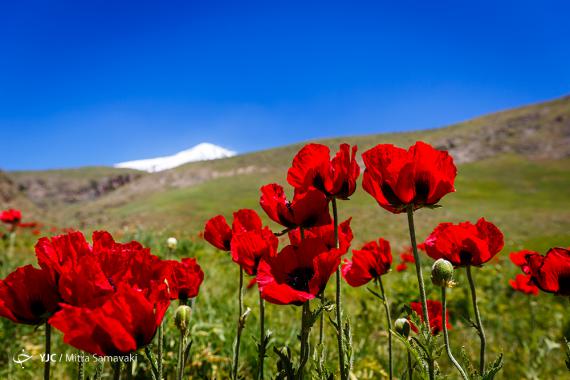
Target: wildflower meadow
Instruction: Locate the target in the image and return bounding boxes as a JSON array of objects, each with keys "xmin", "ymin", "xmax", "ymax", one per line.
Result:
[{"xmin": 1, "ymin": 141, "xmax": 569, "ymax": 380}]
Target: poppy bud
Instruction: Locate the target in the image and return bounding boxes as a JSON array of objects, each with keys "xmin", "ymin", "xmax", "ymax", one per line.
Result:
[
  {"xmin": 431, "ymin": 258, "xmax": 455, "ymax": 288},
  {"xmin": 174, "ymin": 305, "xmax": 192, "ymax": 333},
  {"xmin": 167, "ymin": 237, "xmax": 178, "ymax": 250},
  {"xmin": 394, "ymin": 318, "xmax": 411, "ymax": 338}
]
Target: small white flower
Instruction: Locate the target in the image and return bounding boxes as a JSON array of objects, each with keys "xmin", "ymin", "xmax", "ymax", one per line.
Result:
[{"xmin": 167, "ymin": 237, "xmax": 178, "ymax": 250}]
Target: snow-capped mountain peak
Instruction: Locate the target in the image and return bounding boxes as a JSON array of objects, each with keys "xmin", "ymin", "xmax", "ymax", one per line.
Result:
[{"xmin": 114, "ymin": 143, "xmax": 237, "ymax": 172}]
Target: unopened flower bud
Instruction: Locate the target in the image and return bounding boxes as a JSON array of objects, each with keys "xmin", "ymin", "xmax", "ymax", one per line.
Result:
[
  {"xmin": 431, "ymin": 258, "xmax": 455, "ymax": 288},
  {"xmin": 175, "ymin": 305, "xmax": 192, "ymax": 333},
  {"xmin": 167, "ymin": 237, "xmax": 178, "ymax": 250},
  {"xmin": 394, "ymin": 318, "xmax": 411, "ymax": 338}
]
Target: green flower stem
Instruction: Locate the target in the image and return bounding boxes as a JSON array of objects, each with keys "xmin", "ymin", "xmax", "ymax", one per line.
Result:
[
  {"xmin": 144, "ymin": 347, "xmax": 159, "ymax": 380},
  {"xmin": 332, "ymin": 198, "xmax": 348, "ymax": 380},
  {"xmin": 377, "ymin": 277, "xmax": 393, "ymax": 380},
  {"xmin": 77, "ymin": 352, "xmax": 84, "ymax": 380},
  {"xmin": 157, "ymin": 322, "xmax": 163, "ymax": 380},
  {"xmin": 318, "ymin": 291, "xmax": 325, "ymax": 346},
  {"xmin": 113, "ymin": 362, "xmax": 121, "ymax": 380},
  {"xmin": 258, "ymin": 293, "xmax": 266, "ymax": 380},
  {"xmin": 405, "ymin": 206, "xmax": 430, "ymax": 327},
  {"xmin": 44, "ymin": 322, "xmax": 51, "ymax": 380},
  {"xmin": 126, "ymin": 359, "xmax": 133, "ymax": 380},
  {"xmin": 95, "ymin": 359, "xmax": 103, "ymax": 380},
  {"xmin": 407, "ymin": 349, "xmax": 413, "ymax": 380},
  {"xmin": 7, "ymin": 230, "xmax": 16, "ymax": 257},
  {"xmin": 177, "ymin": 329, "xmax": 186, "ymax": 380},
  {"xmin": 232, "ymin": 268, "xmax": 245, "ymax": 380},
  {"xmin": 297, "ymin": 301, "xmax": 311, "ymax": 380},
  {"xmin": 405, "ymin": 206, "xmax": 433, "ymax": 380},
  {"xmin": 441, "ymin": 287, "xmax": 469, "ymax": 380},
  {"xmin": 466, "ymin": 265, "xmax": 486, "ymax": 374}
]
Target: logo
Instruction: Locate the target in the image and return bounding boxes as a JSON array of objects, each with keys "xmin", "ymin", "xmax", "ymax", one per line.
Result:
[{"xmin": 13, "ymin": 349, "xmax": 32, "ymax": 368}]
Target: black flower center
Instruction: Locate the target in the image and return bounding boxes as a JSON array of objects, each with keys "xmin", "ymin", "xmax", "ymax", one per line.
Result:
[
  {"xmin": 459, "ymin": 250, "xmax": 473, "ymax": 266},
  {"xmin": 30, "ymin": 300, "xmax": 46, "ymax": 318},
  {"xmin": 313, "ymin": 174, "xmax": 328, "ymax": 195},
  {"xmin": 558, "ymin": 274, "xmax": 570, "ymax": 295},
  {"xmin": 286, "ymin": 267, "xmax": 315, "ymax": 292},
  {"xmin": 414, "ymin": 179, "xmax": 430, "ymax": 204},
  {"xmin": 381, "ymin": 183, "xmax": 404, "ymax": 207}
]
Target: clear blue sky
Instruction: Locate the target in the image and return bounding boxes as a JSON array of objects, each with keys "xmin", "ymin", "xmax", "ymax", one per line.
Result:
[{"xmin": 1, "ymin": 1, "xmax": 569, "ymax": 170}]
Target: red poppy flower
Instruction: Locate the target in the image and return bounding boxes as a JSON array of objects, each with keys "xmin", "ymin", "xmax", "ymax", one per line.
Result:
[
  {"xmin": 165, "ymin": 258, "xmax": 204, "ymax": 301},
  {"xmin": 526, "ymin": 247, "xmax": 570, "ymax": 296},
  {"xmin": 409, "ymin": 300, "xmax": 450, "ymax": 335},
  {"xmin": 342, "ymin": 238, "xmax": 392, "ymax": 287},
  {"xmin": 424, "ymin": 218, "xmax": 504, "ymax": 267},
  {"xmin": 204, "ymin": 209, "xmax": 263, "ymax": 251},
  {"xmin": 260, "ymin": 184, "xmax": 331, "ymax": 229},
  {"xmin": 230, "ymin": 227, "xmax": 278, "ymax": 276},
  {"xmin": 287, "ymin": 143, "xmax": 360, "ymax": 199},
  {"xmin": 0, "ymin": 209, "xmax": 21, "ymax": 225},
  {"xmin": 49, "ymin": 284, "xmax": 169, "ymax": 357},
  {"xmin": 288, "ymin": 218, "xmax": 353, "ymax": 255},
  {"xmin": 204, "ymin": 215, "xmax": 233, "ymax": 251},
  {"xmin": 509, "ymin": 274, "xmax": 539, "ymax": 295},
  {"xmin": 0, "ymin": 265, "xmax": 60, "ymax": 325},
  {"xmin": 17, "ymin": 221, "xmax": 38, "ymax": 228},
  {"xmin": 362, "ymin": 142, "xmax": 457, "ymax": 213},
  {"xmin": 36, "ymin": 231, "xmax": 170, "ymax": 307},
  {"xmin": 509, "ymin": 250, "xmax": 537, "ymax": 274},
  {"xmin": 396, "ymin": 263, "xmax": 408, "ymax": 272},
  {"xmin": 257, "ymin": 238, "xmax": 342, "ymax": 305},
  {"xmin": 35, "ymin": 231, "xmax": 93, "ymax": 284},
  {"xmin": 92, "ymin": 231, "xmax": 165, "ymax": 283},
  {"xmin": 400, "ymin": 251, "xmax": 415, "ymax": 264}
]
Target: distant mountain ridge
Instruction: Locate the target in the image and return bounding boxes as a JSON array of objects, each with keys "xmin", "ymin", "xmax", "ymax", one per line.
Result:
[{"xmin": 114, "ymin": 143, "xmax": 236, "ymax": 172}]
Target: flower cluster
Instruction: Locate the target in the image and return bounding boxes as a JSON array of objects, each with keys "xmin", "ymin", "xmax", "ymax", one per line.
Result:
[
  {"xmin": 0, "ymin": 231, "xmax": 204, "ymax": 357},
  {"xmin": 204, "ymin": 143, "xmax": 359, "ymax": 305}
]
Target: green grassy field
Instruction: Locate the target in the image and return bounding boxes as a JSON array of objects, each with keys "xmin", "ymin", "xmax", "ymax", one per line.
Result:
[
  {"xmin": 2, "ymin": 153, "xmax": 570, "ymax": 379},
  {"xmin": 1, "ymin": 96, "xmax": 570, "ymax": 379}
]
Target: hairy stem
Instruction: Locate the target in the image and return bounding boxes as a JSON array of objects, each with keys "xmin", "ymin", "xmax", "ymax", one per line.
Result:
[
  {"xmin": 95, "ymin": 360, "xmax": 103, "ymax": 380},
  {"xmin": 157, "ymin": 322, "xmax": 163, "ymax": 379},
  {"xmin": 377, "ymin": 277, "xmax": 393, "ymax": 380},
  {"xmin": 232, "ymin": 268, "xmax": 245, "ymax": 380},
  {"xmin": 441, "ymin": 287, "xmax": 469, "ymax": 380},
  {"xmin": 406, "ymin": 206, "xmax": 429, "ymax": 326},
  {"xmin": 407, "ymin": 349, "xmax": 413, "ymax": 380},
  {"xmin": 258, "ymin": 294, "xmax": 266, "ymax": 380},
  {"xmin": 318, "ymin": 291, "xmax": 325, "ymax": 346},
  {"xmin": 332, "ymin": 198, "xmax": 348, "ymax": 380},
  {"xmin": 467, "ymin": 265, "xmax": 486, "ymax": 374},
  {"xmin": 44, "ymin": 322, "xmax": 51, "ymax": 380},
  {"xmin": 177, "ymin": 329, "xmax": 186, "ymax": 380},
  {"xmin": 144, "ymin": 347, "xmax": 159, "ymax": 380},
  {"xmin": 406, "ymin": 206, "xmax": 433, "ymax": 380},
  {"xmin": 77, "ymin": 352, "xmax": 84, "ymax": 380},
  {"xmin": 297, "ymin": 301, "xmax": 311, "ymax": 380}
]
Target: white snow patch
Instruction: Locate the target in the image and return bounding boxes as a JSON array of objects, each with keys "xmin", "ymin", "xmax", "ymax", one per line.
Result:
[{"xmin": 114, "ymin": 143, "xmax": 237, "ymax": 172}]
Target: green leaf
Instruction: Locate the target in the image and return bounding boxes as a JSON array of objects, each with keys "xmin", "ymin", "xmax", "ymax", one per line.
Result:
[
  {"xmin": 481, "ymin": 354, "xmax": 503, "ymax": 380},
  {"xmin": 366, "ymin": 286, "xmax": 385, "ymax": 301}
]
